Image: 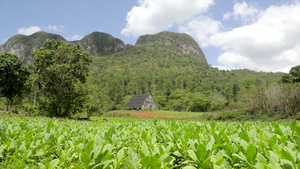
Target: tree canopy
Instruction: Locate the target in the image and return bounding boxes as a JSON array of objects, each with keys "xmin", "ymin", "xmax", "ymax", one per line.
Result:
[
  {"xmin": 87, "ymin": 42, "xmax": 283, "ymax": 112},
  {"xmin": 0, "ymin": 53, "xmax": 29, "ymax": 110},
  {"xmin": 281, "ymin": 65, "xmax": 300, "ymax": 83},
  {"xmin": 32, "ymin": 40, "xmax": 92, "ymax": 117}
]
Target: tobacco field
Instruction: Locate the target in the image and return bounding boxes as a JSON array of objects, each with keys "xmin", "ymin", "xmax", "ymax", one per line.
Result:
[{"xmin": 0, "ymin": 116, "xmax": 299, "ymax": 169}]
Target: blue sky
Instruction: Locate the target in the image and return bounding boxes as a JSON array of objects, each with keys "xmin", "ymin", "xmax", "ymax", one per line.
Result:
[{"xmin": 0, "ymin": 0, "xmax": 299, "ymax": 72}]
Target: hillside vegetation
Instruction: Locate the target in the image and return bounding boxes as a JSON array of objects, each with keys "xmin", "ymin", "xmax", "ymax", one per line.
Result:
[
  {"xmin": 0, "ymin": 31, "xmax": 125, "ymax": 64},
  {"xmin": 89, "ymin": 51, "xmax": 284, "ymax": 112},
  {"xmin": 1, "ymin": 31, "xmax": 299, "ymax": 119},
  {"xmin": 0, "ymin": 32, "xmax": 65, "ymax": 64},
  {"xmin": 87, "ymin": 32, "xmax": 284, "ymax": 113}
]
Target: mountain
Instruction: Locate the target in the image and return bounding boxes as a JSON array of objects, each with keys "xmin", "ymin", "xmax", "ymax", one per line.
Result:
[
  {"xmin": 0, "ymin": 31, "xmax": 207, "ymax": 65},
  {"xmin": 88, "ymin": 32, "xmax": 283, "ymax": 112},
  {"xmin": 136, "ymin": 31, "xmax": 207, "ymax": 65},
  {"xmin": 0, "ymin": 32, "xmax": 65, "ymax": 64},
  {"xmin": 0, "ymin": 31, "xmax": 125, "ymax": 64},
  {"xmin": 73, "ymin": 32, "xmax": 125, "ymax": 56},
  {"xmin": 0, "ymin": 31, "xmax": 285, "ymax": 113}
]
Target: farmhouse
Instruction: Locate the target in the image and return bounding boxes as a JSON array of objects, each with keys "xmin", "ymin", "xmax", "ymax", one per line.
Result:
[{"xmin": 124, "ymin": 94, "xmax": 159, "ymax": 110}]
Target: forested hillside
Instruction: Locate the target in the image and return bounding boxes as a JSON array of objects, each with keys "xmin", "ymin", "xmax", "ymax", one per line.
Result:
[
  {"xmin": 0, "ymin": 31, "xmax": 293, "ymax": 116},
  {"xmin": 0, "ymin": 31, "xmax": 125, "ymax": 64},
  {"xmin": 0, "ymin": 32, "xmax": 65, "ymax": 64},
  {"xmin": 87, "ymin": 32, "xmax": 284, "ymax": 112}
]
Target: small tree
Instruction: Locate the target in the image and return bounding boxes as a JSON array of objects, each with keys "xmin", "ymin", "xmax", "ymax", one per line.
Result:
[
  {"xmin": 282, "ymin": 65, "xmax": 300, "ymax": 83},
  {"xmin": 0, "ymin": 53, "xmax": 29, "ymax": 111},
  {"xmin": 32, "ymin": 40, "xmax": 92, "ymax": 117}
]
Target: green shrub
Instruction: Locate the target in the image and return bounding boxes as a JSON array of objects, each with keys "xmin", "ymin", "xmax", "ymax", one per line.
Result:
[
  {"xmin": 187, "ymin": 97, "xmax": 211, "ymax": 112},
  {"xmin": 213, "ymin": 110, "xmax": 245, "ymax": 120}
]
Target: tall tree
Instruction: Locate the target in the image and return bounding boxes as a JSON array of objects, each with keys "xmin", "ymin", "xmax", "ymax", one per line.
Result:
[
  {"xmin": 0, "ymin": 53, "xmax": 29, "ymax": 111},
  {"xmin": 32, "ymin": 40, "xmax": 92, "ymax": 117}
]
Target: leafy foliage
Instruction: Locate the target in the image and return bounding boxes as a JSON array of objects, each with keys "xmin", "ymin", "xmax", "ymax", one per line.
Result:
[
  {"xmin": 32, "ymin": 40, "xmax": 92, "ymax": 117},
  {"xmin": 88, "ymin": 42, "xmax": 283, "ymax": 112},
  {"xmin": 1, "ymin": 31, "xmax": 288, "ymax": 115},
  {"xmin": 0, "ymin": 53, "xmax": 29, "ymax": 110},
  {"xmin": 282, "ymin": 65, "xmax": 300, "ymax": 83},
  {"xmin": 0, "ymin": 116, "xmax": 299, "ymax": 168}
]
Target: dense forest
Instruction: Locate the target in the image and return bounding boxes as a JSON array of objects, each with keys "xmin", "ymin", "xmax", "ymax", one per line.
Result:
[
  {"xmin": 87, "ymin": 42, "xmax": 285, "ymax": 113},
  {"xmin": 0, "ymin": 31, "xmax": 299, "ymax": 118}
]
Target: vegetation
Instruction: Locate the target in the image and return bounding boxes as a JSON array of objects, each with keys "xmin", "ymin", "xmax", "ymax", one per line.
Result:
[
  {"xmin": 1, "ymin": 25, "xmax": 299, "ymax": 169},
  {"xmin": 73, "ymin": 32, "xmax": 125, "ymax": 56},
  {"xmin": 136, "ymin": 31, "xmax": 207, "ymax": 64},
  {"xmin": 248, "ymin": 83, "xmax": 300, "ymax": 114},
  {"xmin": 0, "ymin": 31, "xmax": 124, "ymax": 65},
  {"xmin": 0, "ymin": 32, "xmax": 65, "ymax": 64},
  {"xmin": 31, "ymin": 40, "xmax": 92, "ymax": 117},
  {"xmin": 282, "ymin": 65, "xmax": 300, "ymax": 83},
  {"xmin": 0, "ymin": 53, "xmax": 29, "ymax": 111},
  {"xmin": 246, "ymin": 65, "xmax": 300, "ymax": 115},
  {"xmin": 88, "ymin": 41, "xmax": 284, "ymax": 114},
  {"xmin": 0, "ymin": 115, "xmax": 299, "ymax": 168},
  {"xmin": 0, "ymin": 32, "xmax": 298, "ymax": 119}
]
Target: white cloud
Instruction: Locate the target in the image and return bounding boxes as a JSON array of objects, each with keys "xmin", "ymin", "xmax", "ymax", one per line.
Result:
[
  {"xmin": 212, "ymin": 66, "xmax": 239, "ymax": 71},
  {"xmin": 180, "ymin": 2, "xmax": 300, "ymax": 72},
  {"xmin": 18, "ymin": 26, "xmax": 41, "ymax": 35},
  {"xmin": 67, "ymin": 34, "xmax": 83, "ymax": 41},
  {"xmin": 223, "ymin": 12, "xmax": 231, "ymax": 20},
  {"xmin": 210, "ymin": 2, "xmax": 300, "ymax": 72},
  {"xmin": 223, "ymin": 1, "xmax": 259, "ymax": 23},
  {"xmin": 44, "ymin": 25, "xmax": 65, "ymax": 32},
  {"xmin": 18, "ymin": 25, "xmax": 65, "ymax": 35},
  {"xmin": 121, "ymin": 0, "xmax": 214, "ymax": 37},
  {"xmin": 217, "ymin": 52, "xmax": 251, "ymax": 69},
  {"xmin": 179, "ymin": 16, "xmax": 221, "ymax": 47}
]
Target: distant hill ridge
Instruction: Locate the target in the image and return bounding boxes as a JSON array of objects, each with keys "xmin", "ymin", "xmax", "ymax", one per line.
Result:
[
  {"xmin": 0, "ymin": 31, "xmax": 207, "ymax": 65},
  {"xmin": 73, "ymin": 32, "xmax": 125, "ymax": 56},
  {"xmin": 0, "ymin": 32, "xmax": 65, "ymax": 64},
  {"xmin": 136, "ymin": 31, "xmax": 207, "ymax": 64}
]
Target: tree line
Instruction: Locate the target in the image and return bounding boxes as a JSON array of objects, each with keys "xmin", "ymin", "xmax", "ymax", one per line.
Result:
[
  {"xmin": 87, "ymin": 42, "xmax": 296, "ymax": 116},
  {"xmin": 0, "ymin": 40, "xmax": 91, "ymax": 117},
  {"xmin": 0, "ymin": 39, "xmax": 299, "ymax": 117}
]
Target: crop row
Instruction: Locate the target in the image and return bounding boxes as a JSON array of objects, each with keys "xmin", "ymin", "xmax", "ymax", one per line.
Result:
[{"xmin": 0, "ymin": 116, "xmax": 299, "ymax": 168}]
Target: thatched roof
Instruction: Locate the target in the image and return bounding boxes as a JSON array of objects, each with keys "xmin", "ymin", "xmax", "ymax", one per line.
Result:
[{"xmin": 124, "ymin": 94, "xmax": 150, "ymax": 109}]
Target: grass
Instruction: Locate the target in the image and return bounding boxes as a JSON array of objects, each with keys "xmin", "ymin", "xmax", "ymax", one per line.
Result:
[
  {"xmin": 1, "ymin": 106, "xmax": 298, "ymax": 122},
  {"xmin": 103, "ymin": 110, "xmax": 211, "ymax": 120},
  {"xmin": 102, "ymin": 109, "xmax": 299, "ymax": 121}
]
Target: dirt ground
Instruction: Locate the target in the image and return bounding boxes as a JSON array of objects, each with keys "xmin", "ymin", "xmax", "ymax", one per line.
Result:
[{"xmin": 116, "ymin": 111, "xmax": 202, "ymax": 120}]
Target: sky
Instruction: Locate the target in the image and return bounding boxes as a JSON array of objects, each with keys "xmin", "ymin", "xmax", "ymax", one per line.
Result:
[{"xmin": 0, "ymin": 0, "xmax": 299, "ymax": 73}]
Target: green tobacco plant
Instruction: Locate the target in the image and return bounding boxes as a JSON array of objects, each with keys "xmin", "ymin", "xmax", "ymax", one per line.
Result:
[{"xmin": 0, "ymin": 116, "xmax": 299, "ymax": 168}]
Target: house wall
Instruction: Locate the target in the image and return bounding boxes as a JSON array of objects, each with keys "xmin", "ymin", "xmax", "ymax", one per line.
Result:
[{"xmin": 141, "ymin": 95, "xmax": 159, "ymax": 110}]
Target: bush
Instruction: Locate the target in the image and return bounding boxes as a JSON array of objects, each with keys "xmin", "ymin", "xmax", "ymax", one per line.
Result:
[
  {"xmin": 24, "ymin": 105, "xmax": 41, "ymax": 117},
  {"xmin": 295, "ymin": 112, "xmax": 300, "ymax": 120},
  {"xmin": 187, "ymin": 97, "xmax": 211, "ymax": 112},
  {"xmin": 213, "ymin": 110, "xmax": 245, "ymax": 121},
  {"xmin": 248, "ymin": 83, "xmax": 300, "ymax": 115}
]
